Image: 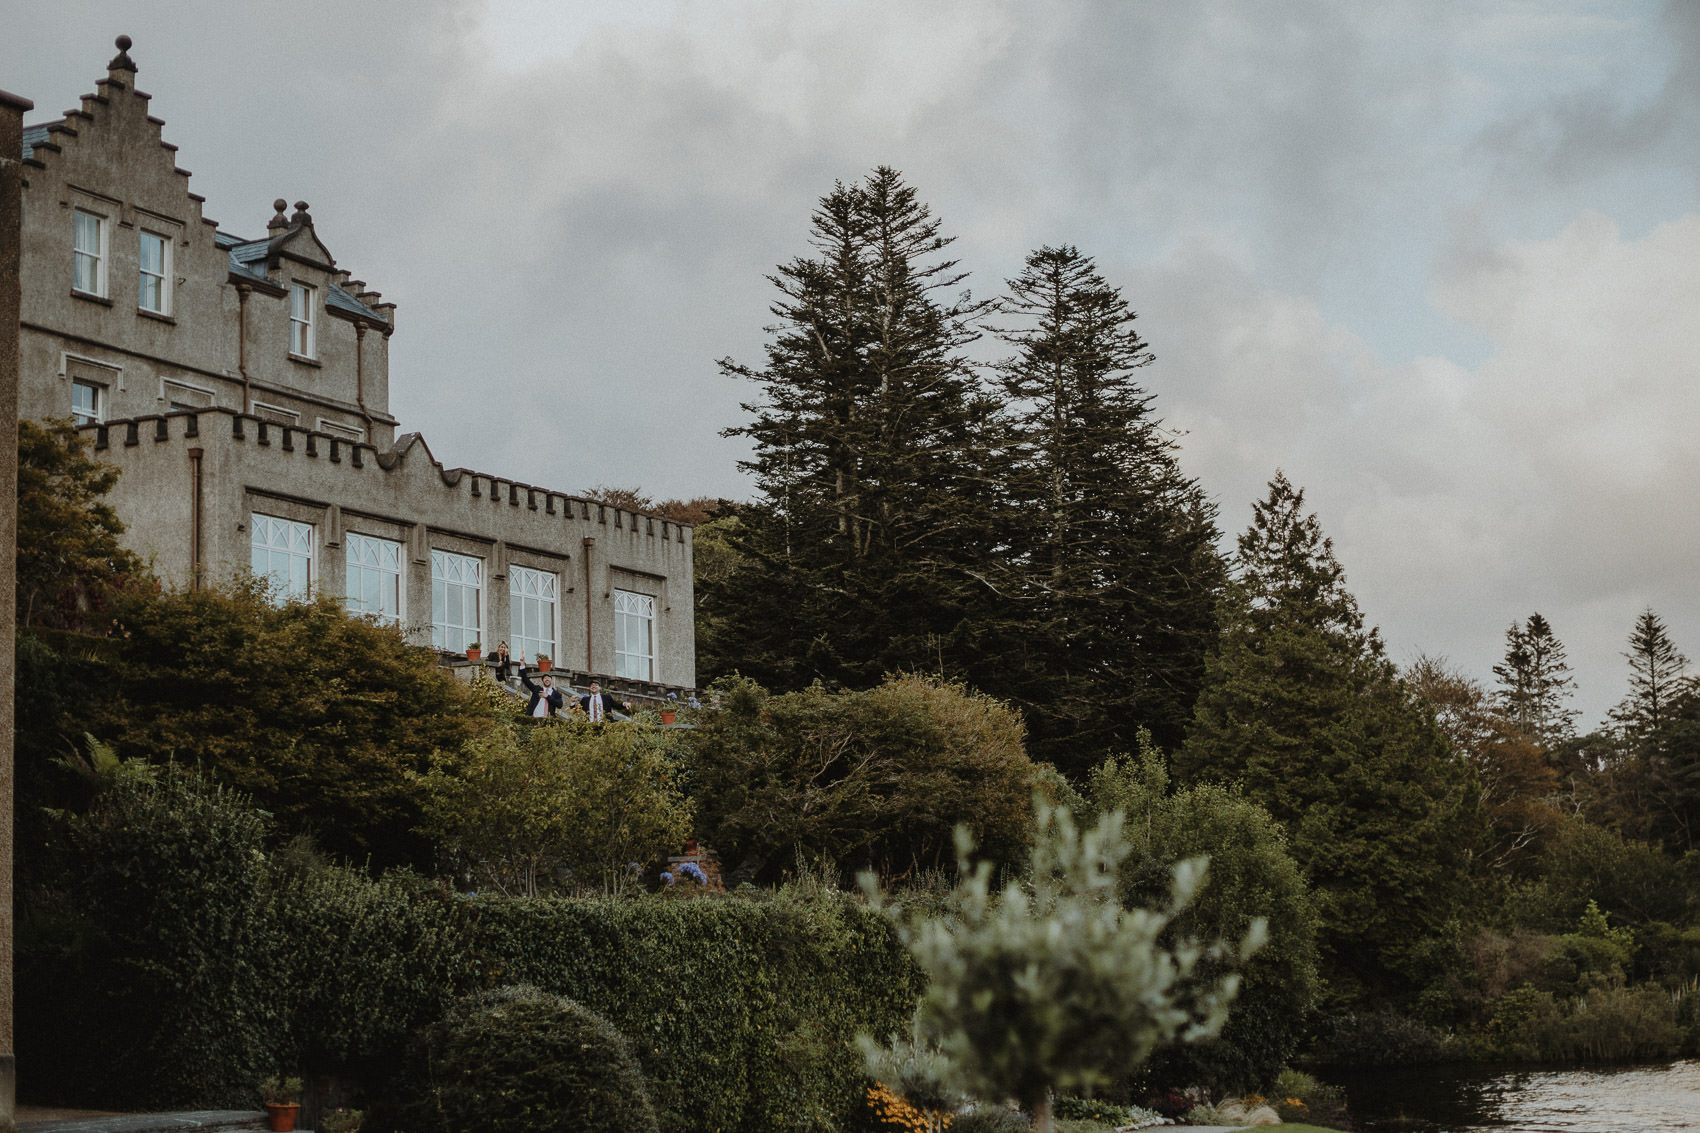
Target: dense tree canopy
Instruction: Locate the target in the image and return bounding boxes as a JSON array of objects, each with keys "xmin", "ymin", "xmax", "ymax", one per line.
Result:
[
  {"xmin": 83, "ymin": 581, "xmax": 491, "ymax": 868},
  {"xmin": 1176, "ymin": 473, "xmax": 1485, "ymax": 1005}
]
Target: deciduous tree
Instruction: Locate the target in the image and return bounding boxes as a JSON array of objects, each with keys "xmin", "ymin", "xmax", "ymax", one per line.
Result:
[{"xmin": 417, "ymin": 716, "xmax": 692, "ymax": 896}]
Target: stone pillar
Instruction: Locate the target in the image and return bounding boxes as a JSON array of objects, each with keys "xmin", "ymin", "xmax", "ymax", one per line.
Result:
[{"xmin": 0, "ymin": 84, "xmax": 36, "ymax": 1129}]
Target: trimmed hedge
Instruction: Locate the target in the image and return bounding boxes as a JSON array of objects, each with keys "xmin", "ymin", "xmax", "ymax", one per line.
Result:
[
  {"xmin": 405, "ymin": 985, "xmax": 659, "ymax": 1133},
  {"xmin": 466, "ymin": 888, "xmax": 921, "ymax": 1132},
  {"xmin": 20, "ymin": 770, "xmax": 921, "ymax": 1131}
]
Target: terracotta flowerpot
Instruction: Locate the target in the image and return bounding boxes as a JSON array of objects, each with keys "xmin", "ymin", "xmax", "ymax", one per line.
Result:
[
  {"xmin": 660, "ymin": 709, "xmax": 677, "ymax": 725},
  {"xmin": 465, "ymin": 647, "xmax": 481, "ymax": 662},
  {"xmin": 538, "ymin": 657, "xmax": 553, "ymax": 672},
  {"xmin": 264, "ymin": 1103, "xmax": 301, "ymax": 1132}
]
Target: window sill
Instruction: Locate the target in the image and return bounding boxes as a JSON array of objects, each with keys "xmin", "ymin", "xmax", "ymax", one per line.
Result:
[
  {"xmin": 71, "ymin": 289, "xmax": 113, "ymax": 307},
  {"xmin": 288, "ymin": 352, "xmax": 322, "ymax": 368},
  {"xmin": 137, "ymin": 308, "xmax": 176, "ymax": 325}
]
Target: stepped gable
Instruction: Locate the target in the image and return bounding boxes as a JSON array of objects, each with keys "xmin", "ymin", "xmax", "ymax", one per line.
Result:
[
  {"xmin": 20, "ymin": 37, "xmax": 394, "ymax": 330},
  {"xmin": 20, "ymin": 36, "xmax": 218, "ymax": 231}
]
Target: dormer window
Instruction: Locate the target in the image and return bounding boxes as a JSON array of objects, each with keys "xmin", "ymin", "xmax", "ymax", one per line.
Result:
[
  {"xmin": 73, "ymin": 209, "xmax": 109, "ymax": 297},
  {"xmin": 289, "ymin": 282, "xmax": 316, "ymax": 358},
  {"xmin": 138, "ymin": 230, "xmax": 171, "ymax": 314}
]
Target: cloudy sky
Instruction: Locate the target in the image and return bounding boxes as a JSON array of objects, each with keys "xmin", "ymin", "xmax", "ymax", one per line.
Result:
[{"xmin": 5, "ymin": 1, "xmax": 1696, "ymax": 725}]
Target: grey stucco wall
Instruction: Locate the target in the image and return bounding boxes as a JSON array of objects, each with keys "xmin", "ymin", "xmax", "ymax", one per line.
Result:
[
  {"xmin": 90, "ymin": 410, "xmax": 697, "ymax": 691},
  {"xmin": 18, "ymin": 59, "xmax": 394, "ymax": 444}
]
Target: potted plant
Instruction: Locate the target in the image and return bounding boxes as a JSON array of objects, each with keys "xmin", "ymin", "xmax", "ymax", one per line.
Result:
[
  {"xmin": 535, "ymin": 652, "xmax": 552, "ymax": 673},
  {"xmin": 320, "ymin": 1108, "xmax": 364, "ymax": 1133},
  {"xmin": 260, "ymin": 1075, "xmax": 303, "ymax": 1132},
  {"xmin": 465, "ymin": 641, "xmax": 481, "ymax": 662}
]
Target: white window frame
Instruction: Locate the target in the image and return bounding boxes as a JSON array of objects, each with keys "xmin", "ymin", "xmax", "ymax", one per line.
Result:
[
  {"xmin": 251, "ymin": 513, "xmax": 315, "ymax": 600},
  {"xmin": 289, "ymin": 282, "xmax": 317, "ymax": 358},
  {"xmin": 509, "ymin": 566, "xmax": 558, "ymax": 664},
  {"xmin": 73, "ymin": 208, "xmax": 109, "ymax": 297},
  {"xmin": 345, "ymin": 532, "xmax": 403, "ymax": 625},
  {"xmin": 138, "ymin": 229, "xmax": 171, "ymax": 314},
  {"xmin": 71, "ymin": 379, "xmax": 104, "ymax": 426},
  {"xmin": 614, "ymin": 589, "xmax": 655, "ymax": 682},
  {"xmin": 431, "ymin": 550, "xmax": 483, "ymax": 651}
]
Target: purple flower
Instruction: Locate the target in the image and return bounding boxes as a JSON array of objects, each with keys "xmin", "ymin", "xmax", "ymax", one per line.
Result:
[{"xmin": 679, "ymin": 861, "xmax": 708, "ymax": 885}]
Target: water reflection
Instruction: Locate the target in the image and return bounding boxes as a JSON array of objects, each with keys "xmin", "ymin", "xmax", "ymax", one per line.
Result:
[{"xmin": 1322, "ymin": 1059, "xmax": 1700, "ymax": 1132}]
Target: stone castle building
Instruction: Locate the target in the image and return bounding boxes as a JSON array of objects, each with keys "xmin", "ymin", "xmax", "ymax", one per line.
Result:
[{"xmin": 13, "ymin": 38, "xmax": 695, "ymax": 695}]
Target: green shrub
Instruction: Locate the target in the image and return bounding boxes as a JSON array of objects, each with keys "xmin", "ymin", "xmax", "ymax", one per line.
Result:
[
  {"xmin": 417, "ymin": 719, "xmax": 692, "ymax": 896},
  {"xmin": 270, "ymin": 845, "xmax": 480, "ymax": 1066},
  {"xmin": 410, "ymin": 985, "xmax": 658, "ymax": 1133},
  {"xmin": 19, "ymin": 765, "xmax": 282, "ymax": 1107},
  {"xmin": 1471, "ymin": 981, "xmax": 1684, "ymax": 1063},
  {"xmin": 682, "ymin": 674, "xmax": 1040, "ymax": 882},
  {"xmin": 1269, "ymin": 1067, "xmax": 1351, "ymax": 1129},
  {"xmin": 1088, "ymin": 747, "xmax": 1319, "ymax": 1094},
  {"xmin": 1307, "ymin": 1011, "xmax": 1447, "ymax": 1068}
]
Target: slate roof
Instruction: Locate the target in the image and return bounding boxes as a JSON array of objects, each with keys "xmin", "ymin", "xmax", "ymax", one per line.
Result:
[
  {"xmin": 22, "ymin": 124, "xmax": 50, "ymax": 160},
  {"xmin": 214, "ymin": 230, "xmax": 389, "ymax": 325}
]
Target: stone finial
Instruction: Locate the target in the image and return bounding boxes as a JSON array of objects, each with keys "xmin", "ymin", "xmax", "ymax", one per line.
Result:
[
  {"xmin": 267, "ymin": 198, "xmax": 290, "ymax": 231},
  {"xmin": 108, "ymin": 35, "xmax": 138, "ymax": 73},
  {"xmin": 290, "ymin": 200, "xmax": 313, "ymax": 226}
]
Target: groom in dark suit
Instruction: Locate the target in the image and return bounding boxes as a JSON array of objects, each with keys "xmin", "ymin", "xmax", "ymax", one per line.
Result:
[
  {"xmin": 519, "ymin": 668, "xmax": 566, "ymax": 719},
  {"xmin": 576, "ymin": 681, "xmax": 631, "ymax": 722}
]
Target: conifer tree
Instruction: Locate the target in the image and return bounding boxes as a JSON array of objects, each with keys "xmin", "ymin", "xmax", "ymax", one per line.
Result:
[
  {"xmin": 977, "ymin": 245, "xmax": 1224, "ymax": 768},
  {"xmin": 1176, "ymin": 473, "xmax": 1483, "ymax": 1003},
  {"xmin": 710, "ymin": 167, "xmax": 998, "ymax": 689},
  {"xmin": 1609, "ymin": 609, "xmax": 1692, "ymax": 740},
  {"xmin": 1493, "ymin": 613, "xmax": 1579, "ymax": 747}
]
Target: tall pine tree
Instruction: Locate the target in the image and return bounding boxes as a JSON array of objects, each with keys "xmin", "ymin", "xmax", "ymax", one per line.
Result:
[
  {"xmin": 1175, "ymin": 473, "xmax": 1483, "ymax": 1005},
  {"xmin": 1608, "ymin": 608, "xmax": 1692, "ymax": 740},
  {"xmin": 1492, "ymin": 613, "xmax": 1579, "ymax": 747},
  {"xmin": 978, "ymin": 245, "xmax": 1223, "ymax": 769},
  {"xmin": 710, "ymin": 168, "xmax": 998, "ymax": 688}
]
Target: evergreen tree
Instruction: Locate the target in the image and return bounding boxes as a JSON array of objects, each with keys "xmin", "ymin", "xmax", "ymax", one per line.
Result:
[
  {"xmin": 1609, "ymin": 609, "xmax": 1693, "ymax": 740},
  {"xmin": 1175, "ymin": 473, "xmax": 1483, "ymax": 1005},
  {"xmin": 1493, "ymin": 613, "xmax": 1579, "ymax": 747},
  {"xmin": 710, "ymin": 167, "xmax": 998, "ymax": 689},
  {"xmin": 977, "ymin": 245, "xmax": 1224, "ymax": 769},
  {"xmin": 16, "ymin": 417, "xmax": 146, "ymax": 628}
]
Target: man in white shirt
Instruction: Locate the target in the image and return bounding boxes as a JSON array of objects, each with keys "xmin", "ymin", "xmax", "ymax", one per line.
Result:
[
  {"xmin": 577, "ymin": 681, "xmax": 631, "ymax": 723},
  {"xmin": 520, "ymin": 668, "xmax": 565, "ymax": 718}
]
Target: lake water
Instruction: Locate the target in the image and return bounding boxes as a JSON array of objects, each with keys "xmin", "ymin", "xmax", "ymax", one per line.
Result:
[{"xmin": 1322, "ymin": 1059, "xmax": 1700, "ymax": 1132}]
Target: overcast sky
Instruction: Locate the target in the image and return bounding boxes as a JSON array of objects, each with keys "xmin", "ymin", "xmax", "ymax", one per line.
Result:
[{"xmin": 5, "ymin": 1, "xmax": 1696, "ymax": 726}]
